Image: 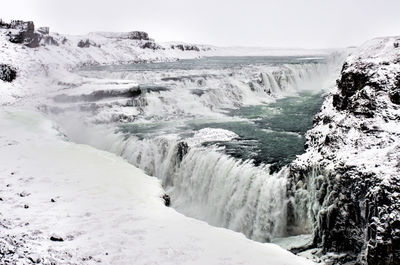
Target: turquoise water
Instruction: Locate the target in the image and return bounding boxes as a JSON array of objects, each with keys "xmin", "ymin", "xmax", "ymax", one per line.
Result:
[
  {"xmin": 102, "ymin": 56, "xmax": 327, "ymax": 171},
  {"xmin": 120, "ymin": 91, "xmax": 323, "ymax": 172},
  {"xmin": 186, "ymin": 92, "xmax": 323, "ymax": 171}
]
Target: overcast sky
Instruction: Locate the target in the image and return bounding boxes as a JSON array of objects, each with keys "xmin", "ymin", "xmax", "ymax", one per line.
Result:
[{"xmin": 1, "ymin": 0, "xmax": 400, "ymax": 48}]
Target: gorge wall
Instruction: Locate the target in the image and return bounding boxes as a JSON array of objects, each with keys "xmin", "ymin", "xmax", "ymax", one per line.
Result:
[{"xmin": 287, "ymin": 36, "xmax": 400, "ymax": 264}]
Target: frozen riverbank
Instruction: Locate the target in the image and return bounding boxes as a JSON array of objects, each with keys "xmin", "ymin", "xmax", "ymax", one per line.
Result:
[{"xmin": 0, "ymin": 108, "xmax": 315, "ymax": 264}]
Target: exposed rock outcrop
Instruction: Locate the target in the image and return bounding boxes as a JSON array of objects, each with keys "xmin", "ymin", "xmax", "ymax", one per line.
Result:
[
  {"xmin": 0, "ymin": 64, "xmax": 17, "ymax": 82},
  {"xmin": 170, "ymin": 44, "xmax": 200, "ymax": 51},
  {"xmin": 140, "ymin": 41, "xmax": 163, "ymax": 50},
  {"xmin": 6, "ymin": 20, "xmax": 42, "ymax": 48},
  {"xmin": 77, "ymin": 39, "xmax": 101, "ymax": 48},
  {"xmin": 0, "ymin": 20, "xmax": 59, "ymax": 48},
  {"xmin": 287, "ymin": 37, "xmax": 400, "ymax": 264}
]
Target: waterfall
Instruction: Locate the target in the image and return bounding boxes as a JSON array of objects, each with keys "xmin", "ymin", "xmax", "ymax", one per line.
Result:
[
  {"xmin": 74, "ymin": 62, "xmax": 332, "ymax": 122},
  {"xmin": 66, "ymin": 130, "xmax": 290, "ymax": 242},
  {"xmin": 171, "ymin": 147, "xmax": 289, "ymax": 242},
  {"xmin": 49, "ymin": 56, "xmax": 344, "ymax": 244}
]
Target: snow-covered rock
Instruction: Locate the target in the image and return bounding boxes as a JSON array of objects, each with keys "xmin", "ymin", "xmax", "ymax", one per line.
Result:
[{"xmin": 287, "ymin": 36, "xmax": 400, "ymax": 264}]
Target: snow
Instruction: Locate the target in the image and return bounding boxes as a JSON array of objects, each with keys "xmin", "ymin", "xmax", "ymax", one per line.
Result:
[
  {"xmin": 295, "ymin": 36, "xmax": 400, "ymax": 180},
  {"xmin": 0, "ymin": 108, "xmax": 315, "ymax": 264},
  {"xmin": 186, "ymin": 128, "xmax": 239, "ymax": 146}
]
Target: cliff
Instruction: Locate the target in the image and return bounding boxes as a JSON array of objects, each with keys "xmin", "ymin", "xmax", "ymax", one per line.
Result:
[{"xmin": 288, "ymin": 36, "xmax": 400, "ymax": 264}]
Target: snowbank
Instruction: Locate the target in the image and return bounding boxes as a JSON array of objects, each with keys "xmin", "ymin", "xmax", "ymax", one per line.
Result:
[{"xmin": 0, "ymin": 108, "xmax": 314, "ymax": 264}]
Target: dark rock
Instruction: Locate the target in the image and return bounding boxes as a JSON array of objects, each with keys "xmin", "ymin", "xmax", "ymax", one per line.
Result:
[
  {"xmin": 53, "ymin": 87, "xmax": 141, "ymax": 103},
  {"xmin": 170, "ymin": 44, "xmax": 200, "ymax": 52},
  {"xmin": 50, "ymin": 235, "xmax": 64, "ymax": 242},
  {"xmin": 140, "ymin": 41, "xmax": 162, "ymax": 50},
  {"xmin": 77, "ymin": 39, "xmax": 100, "ymax": 48},
  {"xmin": 19, "ymin": 191, "xmax": 30, "ymax": 197},
  {"xmin": 0, "ymin": 19, "xmax": 11, "ymax": 29},
  {"xmin": 0, "ymin": 64, "xmax": 17, "ymax": 82},
  {"xmin": 389, "ymin": 89, "xmax": 400, "ymax": 104},
  {"xmin": 61, "ymin": 37, "xmax": 68, "ymax": 45},
  {"xmin": 24, "ymin": 205, "xmax": 29, "ymax": 209},
  {"xmin": 28, "ymin": 254, "xmax": 41, "ymax": 263},
  {"xmin": 51, "ymin": 198, "xmax": 56, "ymax": 203},
  {"xmin": 126, "ymin": 31, "xmax": 149, "ymax": 40},
  {"xmin": 162, "ymin": 194, "xmax": 171, "ymax": 206},
  {"xmin": 7, "ymin": 20, "xmax": 42, "ymax": 48},
  {"xmin": 176, "ymin": 142, "xmax": 189, "ymax": 162},
  {"xmin": 333, "ymin": 63, "xmax": 382, "ymax": 117}
]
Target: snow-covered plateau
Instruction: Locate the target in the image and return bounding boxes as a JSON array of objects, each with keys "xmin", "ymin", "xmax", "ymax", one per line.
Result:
[{"xmin": 0, "ymin": 19, "xmax": 399, "ymax": 265}]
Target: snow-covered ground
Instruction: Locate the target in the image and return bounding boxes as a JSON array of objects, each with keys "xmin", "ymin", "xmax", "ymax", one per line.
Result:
[{"xmin": 0, "ymin": 108, "xmax": 315, "ymax": 265}]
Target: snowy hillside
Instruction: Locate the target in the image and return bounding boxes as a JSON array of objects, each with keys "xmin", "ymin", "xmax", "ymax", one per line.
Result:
[{"xmin": 0, "ymin": 20, "xmax": 216, "ymax": 106}]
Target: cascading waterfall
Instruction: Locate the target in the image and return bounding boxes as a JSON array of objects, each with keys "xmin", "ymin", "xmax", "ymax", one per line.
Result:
[
  {"xmin": 79, "ymin": 132, "xmax": 290, "ymax": 242},
  {"xmin": 171, "ymin": 147, "xmax": 289, "ymax": 242},
  {"xmin": 51, "ymin": 55, "xmax": 344, "ymax": 244},
  {"xmin": 77, "ymin": 62, "xmax": 332, "ymax": 119}
]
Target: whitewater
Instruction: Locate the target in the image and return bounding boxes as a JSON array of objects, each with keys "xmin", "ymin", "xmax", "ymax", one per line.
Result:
[{"xmin": 46, "ymin": 55, "xmax": 343, "ymax": 244}]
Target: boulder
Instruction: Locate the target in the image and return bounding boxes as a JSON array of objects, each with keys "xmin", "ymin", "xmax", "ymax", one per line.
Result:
[{"xmin": 0, "ymin": 64, "xmax": 17, "ymax": 82}]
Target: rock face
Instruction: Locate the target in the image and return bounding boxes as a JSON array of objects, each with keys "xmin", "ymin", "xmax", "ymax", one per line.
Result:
[
  {"xmin": 6, "ymin": 20, "xmax": 42, "ymax": 48},
  {"xmin": 0, "ymin": 64, "xmax": 17, "ymax": 82},
  {"xmin": 77, "ymin": 39, "xmax": 100, "ymax": 48},
  {"xmin": 287, "ymin": 37, "xmax": 400, "ymax": 264},
  {"xmin": 140, "ymin": 41, "xmax": 163, "ymax": 50},
  {"xmin": 126, "ymin": 31, "xmax": 149, "ymax": 40},
  {"xmin": 170, "ymin": 44, "xmax": 200, "ymax": 51},
  {"xmin": 0, "ymin": 20, "xmax": 57, "ymax": 48}
]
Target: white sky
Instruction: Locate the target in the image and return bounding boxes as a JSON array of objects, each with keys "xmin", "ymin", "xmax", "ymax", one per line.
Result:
[{"xmin": 1, "ymin": 0, "xmax": 400, "ymax": 48}]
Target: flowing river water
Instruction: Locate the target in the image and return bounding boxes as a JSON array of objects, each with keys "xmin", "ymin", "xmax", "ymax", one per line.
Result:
[{"xmin": 50, "ymin": 55, "xmax": 341, "ymax": 244}]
